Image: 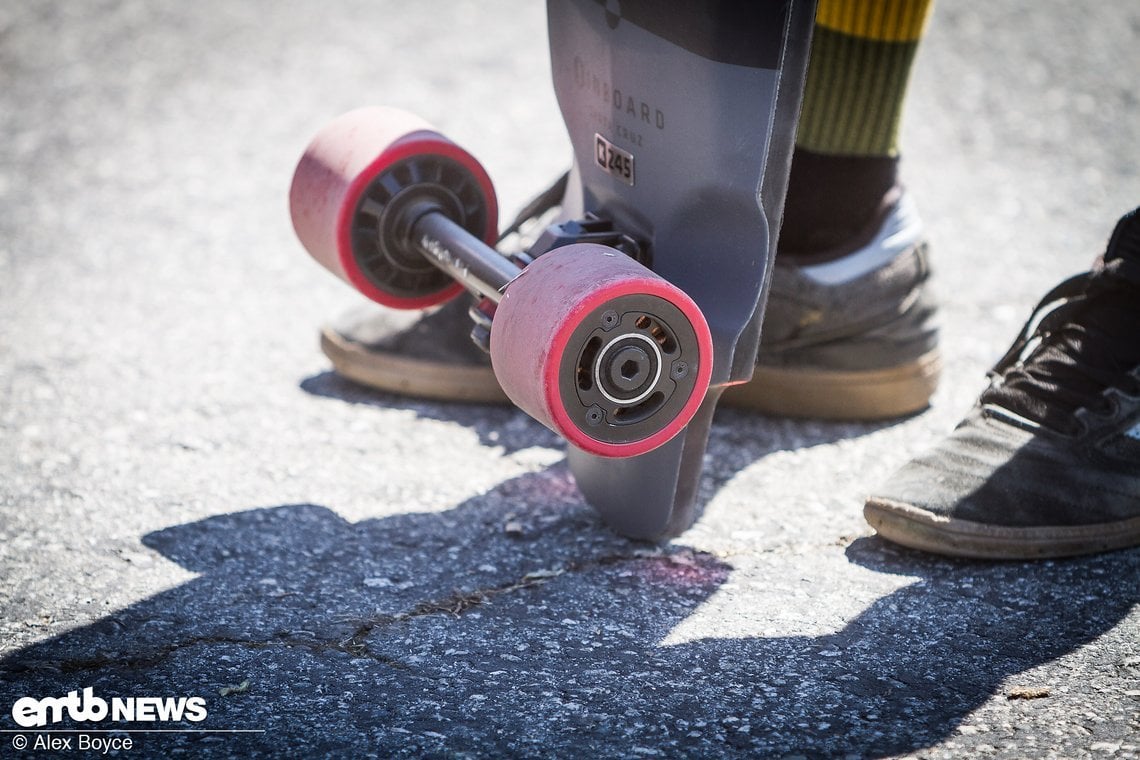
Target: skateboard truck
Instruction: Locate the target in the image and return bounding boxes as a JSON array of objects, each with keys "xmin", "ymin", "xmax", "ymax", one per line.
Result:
[
  {"xmin": 467, "ymin": 214, "xmax": 646, "ymax": 354},
  {"xmin": 290, "ymin": 0, "xmax": 816, "ymax": 540},
  {"xmin": 291, "ymin": 106, "xmax": 715, "ymax": 462}
]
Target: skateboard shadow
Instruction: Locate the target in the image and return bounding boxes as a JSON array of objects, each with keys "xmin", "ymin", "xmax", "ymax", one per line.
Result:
[{"xmin": 2, "ymin": 471, "xmax": 1136, "ymax": 757}]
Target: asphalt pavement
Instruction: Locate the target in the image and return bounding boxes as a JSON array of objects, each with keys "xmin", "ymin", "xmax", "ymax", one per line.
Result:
[{"xmin": 2, "ymin": 1, "xmax": 1138, "ymax": 757}]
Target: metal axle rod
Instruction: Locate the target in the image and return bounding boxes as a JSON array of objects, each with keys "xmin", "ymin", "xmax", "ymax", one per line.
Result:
[{"xmin": 408, "ymin": 208, "xmax": 522, "ymax": 304}]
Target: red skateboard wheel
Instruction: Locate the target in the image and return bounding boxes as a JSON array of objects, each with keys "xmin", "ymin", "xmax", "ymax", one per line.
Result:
[
  {"xmin": 289, "ymin": 107, "xmax": 498, "ymax": 309},
  {"xmin": 490, "ymin": 244, "xmax": 713, "ymax": 458}
]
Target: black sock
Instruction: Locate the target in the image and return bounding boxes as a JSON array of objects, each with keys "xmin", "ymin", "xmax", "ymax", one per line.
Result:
[{"xmin": 778, "ymin": 148, "xmax": 899, "ymax": 257}]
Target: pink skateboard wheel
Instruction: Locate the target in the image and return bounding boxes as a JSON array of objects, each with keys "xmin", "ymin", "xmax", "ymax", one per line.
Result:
[
  {"xmin": 490, "ymin": 244, "xmax": 713, "ymax": 458},
  {"xmin": 289, "ymin": 107, "xmax": 498, "ymax": 309}
]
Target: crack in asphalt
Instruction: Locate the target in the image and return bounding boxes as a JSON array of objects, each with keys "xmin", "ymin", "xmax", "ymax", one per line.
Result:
[
  {"xmin": 338, "ymin": 550, "xmax": 699, "ymax": 655},
  {"xmin": 1, "ymin": 550, "xmax": 710, "ymax": 676}
]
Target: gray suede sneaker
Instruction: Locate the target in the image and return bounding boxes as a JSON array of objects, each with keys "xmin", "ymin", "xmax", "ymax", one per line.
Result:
[
  {"xmin": 723, "ymin": 190, "xmax": 940, "ymax": 419},
  {"xmin": 319, "ymin": 189, "xmax": 939, "ymax": 420},
  {"xmin": 865, "ymin": 207, "xmax": 1140, "ymax": 560}
]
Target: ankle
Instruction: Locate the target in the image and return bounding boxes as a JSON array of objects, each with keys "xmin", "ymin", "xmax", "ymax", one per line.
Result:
[{"xmin": 778, "ymin": 148, "xmax": 900, "ymax": 258}]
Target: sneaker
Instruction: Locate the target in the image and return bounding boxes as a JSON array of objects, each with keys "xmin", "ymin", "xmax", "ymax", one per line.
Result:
[
  {"xmin": 722, "ymin": 190, "xmax": 940, "ymax": 419},
  {"xmin": 320, "ymin": 297, "xmax": 508, "ymax": 403},
  {"xmin": 864, "ymin": 208, "xmax": 1140, "ymax": 560},
  {"xmin": 318, "ymin": 188, "xmax": 940, "ymax": 420}
]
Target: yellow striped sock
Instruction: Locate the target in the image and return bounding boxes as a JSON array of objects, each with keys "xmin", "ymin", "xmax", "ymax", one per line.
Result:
[{"xmin": 797, "ymin": 0, "xmax": 934, "ymax": 157}]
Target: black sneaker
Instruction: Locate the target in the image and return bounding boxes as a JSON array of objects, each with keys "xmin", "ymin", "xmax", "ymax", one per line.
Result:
[
  {"xmin": 865, "ymin": 208, "xmax": 1140, "ymax": 559},
  {"xmin": 319, "ymin": 184, "xmax": 939, "ymax": 420}
]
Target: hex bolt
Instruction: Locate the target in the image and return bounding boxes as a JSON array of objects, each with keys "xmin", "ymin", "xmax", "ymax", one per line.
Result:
[
  {"xmin": 606, "ymin": 345, "xmax": 652, "ymax": 391},
  {"xmin": 600, "ymin": 310, "xmax": 619, "ymax": 330},
  {"xmin": 670, "ymin": 360, "xmax": 689, "ymax": 380},
  {"xmin": 585, "ymin": 405, "xmax": 605, "ymax": 426}
]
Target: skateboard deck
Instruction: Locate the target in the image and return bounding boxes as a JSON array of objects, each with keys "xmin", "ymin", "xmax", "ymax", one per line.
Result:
[{"xmin": 547, "ymin": 0, "xmax": 815, "ymax": 537}]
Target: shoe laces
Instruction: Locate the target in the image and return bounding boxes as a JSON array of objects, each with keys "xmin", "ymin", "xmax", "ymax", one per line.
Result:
[
  {"xmin": 982, "ymin": 208, "xmax": 1140, "ymax": 435},
  {"xmin": 497, "ymin": 172, "xmax": 568, "ymax": 244}
]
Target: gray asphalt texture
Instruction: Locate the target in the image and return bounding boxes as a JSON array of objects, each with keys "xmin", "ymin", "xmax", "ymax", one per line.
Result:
[{"xmin": 2, "ymin": 1, "xmax": 1139, "ymax": 758}]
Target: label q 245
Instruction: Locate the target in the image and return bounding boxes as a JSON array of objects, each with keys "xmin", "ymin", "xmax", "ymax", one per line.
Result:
[{"xmin": 594, "ymin": 133, "xmax": 634, "ymax": 186}]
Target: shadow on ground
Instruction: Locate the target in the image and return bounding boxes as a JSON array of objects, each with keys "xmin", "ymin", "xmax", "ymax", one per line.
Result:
[
  {"xmin": 300, "ymin": 369, "xmax": 902, "ymax": 456},
  {"xmin": 300, "ymin": 369, "xmax": 907, "ymax": 536},
  {"xmin": 3, "ymin": 469, "xmax": 1137, "ymax": 757}
]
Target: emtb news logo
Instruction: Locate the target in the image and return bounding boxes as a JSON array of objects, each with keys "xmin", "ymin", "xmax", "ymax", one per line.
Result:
[{"xmin": 11, "ymin": 687, "xmax": 207, "ymax": 728}]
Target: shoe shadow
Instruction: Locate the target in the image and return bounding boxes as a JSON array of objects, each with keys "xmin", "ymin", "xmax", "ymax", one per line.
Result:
[
  {"xmin": 300, "ymin": 369, "xmax": 904, "ymax": 517},
  {"xmin": 3, "ymin": 473, "xmax": 1135, "ymax": 756},
  {"xmin": 300, "ymin": 370, "xmax": 562, "ymax": 454},
  {"xmin": 705, "ymin": 404, "xmax": 905, "ymax": 489}
]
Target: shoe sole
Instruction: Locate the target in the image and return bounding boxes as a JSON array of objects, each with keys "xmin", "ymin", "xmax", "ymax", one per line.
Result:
[
  {"xmin": 323, "ymin": 327, "xmax": 940, "ymax": 421},
  {"xmin": 864, "ymin": 497, "xmax": 1140, "ymax": 560},
  {"xmin": 320, "ymin": 326, "xmax": 510, "ymax": 404},
  {"xmin": 721, "ymin": 349, "xmax": 942, "ymax": 421}
]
